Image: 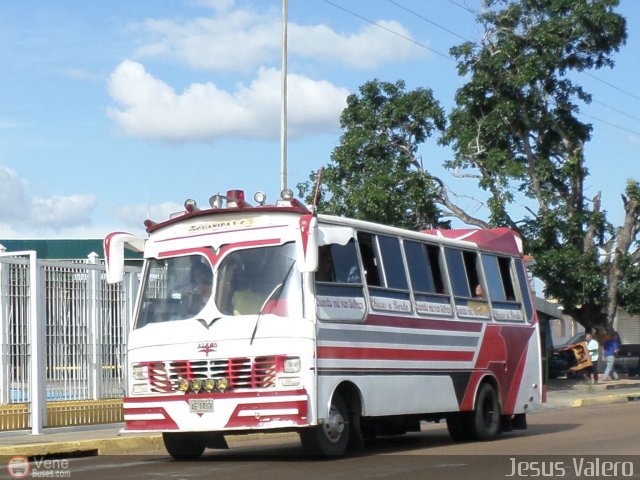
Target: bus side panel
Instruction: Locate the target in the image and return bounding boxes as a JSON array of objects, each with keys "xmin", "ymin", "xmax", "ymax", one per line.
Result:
[
  {"xmin": 460, "ymin": 323, "xmax": 541, "ymax": 415},
  {"xmin": 315, "ymin": 320, "xmax": 542, "ymax": 420},
  {"xmin": 315, "ymin": 321, "xmax": 482, "ymax": 419}
]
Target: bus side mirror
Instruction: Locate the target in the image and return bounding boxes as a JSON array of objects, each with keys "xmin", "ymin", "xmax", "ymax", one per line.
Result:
[
  {"xmin": 104, "ymin": 232, "xmax": 145, "ymax": 283},
  {"xmin": 296, "ymin": 214, "xmax": 318, "ymax": 273}
]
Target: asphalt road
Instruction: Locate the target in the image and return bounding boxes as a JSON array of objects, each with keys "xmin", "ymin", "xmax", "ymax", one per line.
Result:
[{"xmin": 7, "ymin": 402, "xmax": 640, "ymax": 480}]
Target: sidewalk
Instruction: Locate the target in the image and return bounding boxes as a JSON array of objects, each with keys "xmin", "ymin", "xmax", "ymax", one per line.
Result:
[
  {"xmin": 1, "ymin": 378, "xmax": 640, "ymax": 459},
  {"xmin": 543, "ymin": 377, "xmax": 640, "ymax": 408}
]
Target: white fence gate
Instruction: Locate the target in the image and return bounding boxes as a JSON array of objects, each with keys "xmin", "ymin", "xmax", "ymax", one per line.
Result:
[{"xmin": 0, "ymin": 246, "xmax": 140, "ymax": 433}]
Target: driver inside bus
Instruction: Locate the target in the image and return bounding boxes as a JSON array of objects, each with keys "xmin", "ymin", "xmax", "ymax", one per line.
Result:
[{"xmin": 185, "ymin": 262, "xmax": 213, "ymax": 315}]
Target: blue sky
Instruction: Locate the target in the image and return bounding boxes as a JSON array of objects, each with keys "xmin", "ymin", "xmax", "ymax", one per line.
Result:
[{"xmin": 0, "ymin": 0, "xmax": 638, "ymax": 239}]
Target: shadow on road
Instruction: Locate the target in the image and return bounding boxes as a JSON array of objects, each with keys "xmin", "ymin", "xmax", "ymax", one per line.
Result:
[{"xmin": 148, "ymin": 421, "xmax": 582, "ymax": 462}]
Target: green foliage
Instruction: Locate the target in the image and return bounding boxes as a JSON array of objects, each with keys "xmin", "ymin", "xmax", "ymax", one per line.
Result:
[
  {"xmin": 445, "ymin": 0, "xmax": 627, "ymax": 329},
  {"xmin": 299, "ymin": 0, "xmax": 633, "ymax": 331},
  {"xmin": 297, "ymin": 79, "xmax": 446, "ymax": 230}
]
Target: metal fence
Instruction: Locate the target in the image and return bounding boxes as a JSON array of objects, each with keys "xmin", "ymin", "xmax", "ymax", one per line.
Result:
[{"xmin": 0, "ymin": 246, "xmax": 140, "ymax": 433}]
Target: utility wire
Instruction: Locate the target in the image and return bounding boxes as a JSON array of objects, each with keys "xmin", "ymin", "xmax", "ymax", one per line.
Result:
[
  {"xmin": 384, "ymin": 0, "xmax": 473, "ymax": 43},
  {"xmin": 440, "ymin": 1, "xmax": 640, "ymax": 107},
  {"xmin": 584, "ymin": 72, "xmax": 640, "ymax": 103},
  {"xmin": 592, "ymin": 99, "xmax": 640, "ymax": 124},
  {"xmin": 382, "ymin": 0, "xmax": 640, "ymax": 131},
  {"xmin": 325, "ymin": 0, "xmax": 640, "ymax": 135},
  {"xmin": 446, "ymin": 0, "xmax": 476, "ymax": 15},
  {"xmin": 321, "ymin": 0, "xmax": 453, "ymax": 61},
  {"xmin": 581, "ymin": 113, "xmax": 640, "ymax": 136}
]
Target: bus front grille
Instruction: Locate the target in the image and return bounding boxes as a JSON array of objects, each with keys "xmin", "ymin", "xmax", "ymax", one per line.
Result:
[{"xmin": 145, "ymin": 356, "xmax": 278, "ymax": 393}]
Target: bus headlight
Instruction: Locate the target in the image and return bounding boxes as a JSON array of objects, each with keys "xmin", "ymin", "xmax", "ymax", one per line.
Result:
[
  {"xmin": 132, "ymin": 365, "xmax": 148, "ymax": 381},
  {"xmin": 204, "ymin": 378, "xmax": 216, "ymax": 392},
  {"xmin": 132, "ymin": 384, "xmax": 150, "ymax": 394},
  {"xmin": 280, "ymin": 377, "xmax": 301, "ymax": 387},
  {"xmin": 284, "ymin": 357, "xmax": 301, "ymax": 373},
  {"xmin": 191, "ymin": 379, "xmax": 203, "ymax": 392},
  {"xmin": 177, "ymin": 378, "xmax": 189, "ymax": 391}
]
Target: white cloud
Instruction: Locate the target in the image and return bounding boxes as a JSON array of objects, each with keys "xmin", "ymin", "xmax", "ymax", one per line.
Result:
[
  {"xmin": 30, "ymin": 195, "xmax": 96, "ymax": 228},
  {"xmin": 0, "ymin": 166, "xmax": 96, "ymax": 233},
  {"xmin": 107, "ymin": 60, "xmax": 348, "ymax": 141},
  {"xmin": 135, "ymin": 11, "xmax": 280, "ymax": 73},
  {"xmin": 0, "ymin": 166, "xmax": 29, "ymax": 220},
  {"xmin": 134, "ymin": 6, "xmax": 426, "ymax": 72},
  {"xmin": 114, "ymin": 201, "xmax": 184, "ymax": 229},
  {"xmin": 289, "ymin": 21, "xmax": 428, "ymax": 69}
]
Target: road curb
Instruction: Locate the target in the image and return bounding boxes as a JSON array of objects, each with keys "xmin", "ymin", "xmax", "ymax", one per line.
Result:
[
  {"xmin": 0, "ymin": 431, "xmax": 300, "ymax": 459},
  {"xmin": 570, "ymin": 393, "xmax": 636, "ymax": 408},
  {"xmin": 0, "ymin": 435, "xmax": 163, "ymax": 458}
]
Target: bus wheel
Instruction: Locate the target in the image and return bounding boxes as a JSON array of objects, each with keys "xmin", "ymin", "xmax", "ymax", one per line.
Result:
[
  {"xmin": 162, "ymin": 432, "xmax": 206, "ymax": 460},
  {"xmin": 300, "ymin": 394, "xmax": 350, "ymax": 458},
  {"xmin": 466, "ymin": 383, "xmax": 501, "ymax": 441}
]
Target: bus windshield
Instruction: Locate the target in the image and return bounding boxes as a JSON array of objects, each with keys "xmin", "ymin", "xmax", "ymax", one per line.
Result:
[
  {"xmin": 135, "ymin": 242, "xmax": 300, "ymax": 328},
  {"xmin": 215, "ymin": 243, "xmax": 298, "ymax": 316}
]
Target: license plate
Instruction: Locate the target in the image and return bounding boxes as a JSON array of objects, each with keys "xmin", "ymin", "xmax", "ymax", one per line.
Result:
[{"xmin": 189, "ymin": 398, "xmax": 214, "ymax": 413}]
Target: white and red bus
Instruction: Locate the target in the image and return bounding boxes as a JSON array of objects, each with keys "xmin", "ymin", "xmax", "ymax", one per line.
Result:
[{"xmin": 105, "ymin": 188, "xmax": 542, "ymax": 459}]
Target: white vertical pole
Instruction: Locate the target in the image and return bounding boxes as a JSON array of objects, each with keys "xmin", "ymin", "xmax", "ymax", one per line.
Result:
[
  {"xmin": 280, "ymin": 0, "xmax": 288, "ymax": 192},
  {"xmin": 88, "ymin": 252, "xmax": 101, "ymax": 400},
  {"xmin": 0, "ymin": 245, "xmax": 9, "ymax": 404},
  {"xmin": 30, "ymin": 253, "xmax": 46, "ymax": 434}
]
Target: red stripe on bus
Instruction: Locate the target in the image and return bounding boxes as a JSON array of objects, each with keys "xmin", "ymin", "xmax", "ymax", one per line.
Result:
[
  {"xmin": 317, "ymin": 346, "xmax": 474, "ymax": 362},
  {"xmin": 225, "ymin": 400, "xmax": 309, "ymax": 428},
  {"xmin": 123, "ymin": 406, "xmax": 178, "ymax": 430}
]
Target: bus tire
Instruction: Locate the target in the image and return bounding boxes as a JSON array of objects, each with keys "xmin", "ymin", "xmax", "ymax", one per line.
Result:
[
  {"xmin": 300, "ymin": 394, "xmax": 350, "ymax": 458},
  {"xmin": 162, "ymin": 432, "xmax": 207, "ymax": 460},
  {"xmin": 466, "ymin": 383, "xmax": 501, "ymax": 441}
]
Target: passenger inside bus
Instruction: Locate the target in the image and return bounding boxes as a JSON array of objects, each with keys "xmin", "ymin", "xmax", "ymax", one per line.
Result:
[
  {"xmin": 217, "ymin": 253, "xmax": 270, "ymax": 315},
  {"xmin": 468, "ymin": 283, "xmax": 490, "ymax": 316}
]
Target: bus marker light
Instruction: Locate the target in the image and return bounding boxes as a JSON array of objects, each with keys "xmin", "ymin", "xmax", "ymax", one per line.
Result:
[
  {"xmin": 178, "ymin": 378, "xmax": 189, "ymax": 391},
  {"xmin": 204, "ymin": 378, "xmax": 216, "ymax": 392},
  {"xmin": 216, "ymin": 377, "xmax": 229, "ymax": 392}
]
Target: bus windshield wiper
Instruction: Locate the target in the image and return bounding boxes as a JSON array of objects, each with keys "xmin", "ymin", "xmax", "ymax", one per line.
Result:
[{"xmin": 250, "ymin": 260, "xmax": 296, "ymax": 345}]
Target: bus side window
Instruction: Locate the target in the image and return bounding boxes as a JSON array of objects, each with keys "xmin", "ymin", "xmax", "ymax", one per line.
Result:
[
  {"xmin": 317, "ymin": 245, "xmax": 336, "ymax": 282},
  {"xmin": 515, "ymin": 260, "xmax": 535, "ymax": 322},
  {"xmin": 481, "ymin": 253, "xmax": 525, "ymax": 322},
  {"xmin": 357, "ymin": 232, "xmax": 381, "ymax": 287},
  {"xmin": 481, "ymin": 254, "xmax": 507, "ymax": 302},
  {"xmin": 315, "ymin": 240, "xmax": 366, "ymax": 322},
  {"xmin": 358, "ymin": 232, "xmax": 412, "ymax": 314},
  {"xmin": 405, "ymin": 241, "xmax": 452, "ymax": 316},
  {"xmin": 445, "ymin": 248, "xmax": 490, "ymax": 319},
  {"xmin": 444, "ymin": 248, "xmax": 471, "ymax": 298},
  {"xmin": 498, "ymin": 257, "xmax": 517, "ymax": 301},
  {"xmin": 316, "ymin": 241, "xmax": 361, "ymax": 284},
  {"xmin": 377, "ymin": 235, "xmax": 408, "ymax": 290}
]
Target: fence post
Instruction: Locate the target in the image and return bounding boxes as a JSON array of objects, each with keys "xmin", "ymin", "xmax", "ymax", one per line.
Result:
[
  {"xmin": 87, "ymin": 252, "xmax": 101, "ymax": 400},
  {"xmin": 0, "ymin": 244, "xmax": 9, "ymax": 404},
  {"xmin": 30, "ymin": 253, "xmax": 46, "ymax": 434}
]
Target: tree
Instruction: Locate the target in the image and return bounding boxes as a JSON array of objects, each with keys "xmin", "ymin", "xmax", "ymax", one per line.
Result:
[
  {"xmin": 445, "ymin": 0, "xmax": 629, "ymax": 331},
  {"xmin": 297, "ymin": 79, "xmax": 446, "ymax": 230},
  {"xmin": 299, "ymin": 0, "xmax": 637, "ymax": 333}
]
